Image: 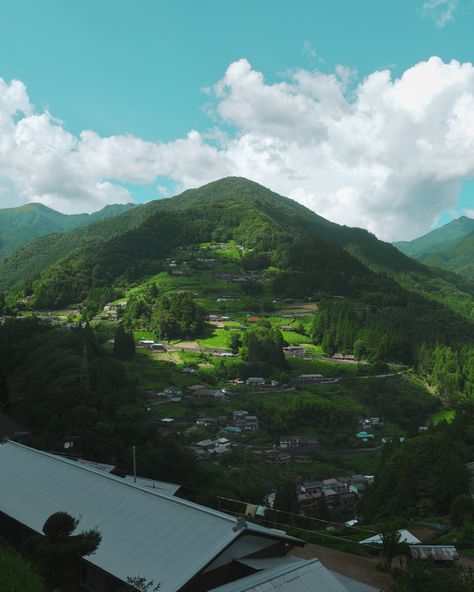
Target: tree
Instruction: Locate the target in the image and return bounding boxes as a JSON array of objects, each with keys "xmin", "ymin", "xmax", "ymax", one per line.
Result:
[
  {"xmin": 25, "ymin": 511, "xmax": 102, "ymax": 589},
  {"xmin": 380, "ymin": 522, "xmax": 402, "ymax": 571},
  {"xmin": 451, "ymin": 494, "xmax": 474, "ymax": 527},
  {"xmin": 114, "ymin": 326, "xmax": 136, "ymax": 361},
  {"xmin": 273, "ymin": 482, "xmax": 298, "ymax": 514},
  {"xmin": 230, "ymin": 333, "xmax": 242, "ymax": 354},
  {"xmin": 0, "ymin": 368, "xmax": 10, "ymax": 412},
  {"xmin": 242, "ymin": 323, "xmax": 286, "ymax": 368},
  {"xmin": 153, "ymin": 292, "xmax": 206, "ymax": 339},
  {"xmin": 0, "ymin": 545, "xmax": 47, "ymax": 592},
  {"xmin": 390, "ymin": 561, "xmax": 474, "ymax": 592}
]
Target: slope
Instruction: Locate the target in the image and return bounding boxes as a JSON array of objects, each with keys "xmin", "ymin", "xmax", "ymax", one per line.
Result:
[
  {"xmin": 0, "ymin": 202, "xmax": 136, "ymax": 261},
  {"xmin": 1, "ymin": 177, "xmax": 473, "ymax": 323},
  {"xmin": 394, "ymin": 216, "xmax": 474, "ymax": 260}
]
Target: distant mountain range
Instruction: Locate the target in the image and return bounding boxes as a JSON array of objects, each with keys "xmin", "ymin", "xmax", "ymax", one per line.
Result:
[
  {"xmin": 0, "ymin": 202, "xmax": 136, "ymax": 261},
  {"xmin": 394, "ymin": 216, "xmax": 474, "ymax": 281}
]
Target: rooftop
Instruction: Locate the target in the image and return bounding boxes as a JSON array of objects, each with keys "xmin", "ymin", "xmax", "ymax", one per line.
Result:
[{"xmin": 0, "ymin": 441, "xmax": 302, "ymax": 592}]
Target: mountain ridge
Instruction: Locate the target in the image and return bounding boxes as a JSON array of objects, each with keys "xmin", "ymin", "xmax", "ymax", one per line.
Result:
[
  {"xmin": 394, "ymin": 215, "xmax": 474, "ymax": 281},
  {"xmin": 0, "ymin": 201, "xmax": 137, "ymax": 261},
  {"xmin": 1, "ymin": 177, "xmax": 473, "ymax": 327}
]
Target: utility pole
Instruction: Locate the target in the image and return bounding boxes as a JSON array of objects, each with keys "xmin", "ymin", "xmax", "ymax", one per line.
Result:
[{"xmin": 132, "ymin": 446, "xmax": 137, "ymax": 483}]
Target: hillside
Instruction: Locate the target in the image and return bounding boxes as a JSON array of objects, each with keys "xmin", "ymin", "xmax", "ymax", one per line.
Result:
[
  {"xmin": 1, "ymin": 177, "xmax": 474, "ymax": 324},
  {"xmin": 394, "ymin": 216, "xmax": 474, "ymax": 280},
  {"xmin": 0, "ymin": 202, "xmax": 136, "ymax": 261}
]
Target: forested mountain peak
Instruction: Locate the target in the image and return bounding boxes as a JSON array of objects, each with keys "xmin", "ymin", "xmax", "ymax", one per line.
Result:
[
  {"xmin": 1, "ymin": 177, "xmax": 473, "ymax": 326},
  {"xmin": 394, "ymin": 215, "xmax": 474, "ymax": 281},
  {"xmin": 0, "ymin": 200, "xmax": 136, "ymax": 261},
  {"xmin": 394, "ymin": 215, "xmax": 474, "ymax": 257}
]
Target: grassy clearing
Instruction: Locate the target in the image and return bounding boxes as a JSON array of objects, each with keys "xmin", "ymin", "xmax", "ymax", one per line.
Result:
[{"xmin": 430, "ymin": 409, "xmax": 455, "ymax": 425}]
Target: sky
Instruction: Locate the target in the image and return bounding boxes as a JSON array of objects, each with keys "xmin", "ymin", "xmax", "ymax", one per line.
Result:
[{"xmin": 1, "ymin": 0, "xmax": 474, "ymax": 240}]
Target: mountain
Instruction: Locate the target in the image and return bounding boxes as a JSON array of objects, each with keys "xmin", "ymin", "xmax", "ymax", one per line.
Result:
[
  {"xmin": 0, "ymin": 202, "xmax": 136, "ymax": 261},
  {"xmin": 394, "ymin": 216, "xmax": 474, "ymax": 281},
  {"xmin": 1, "ymin": 177, "xmax": 473, "ymax": 324}
]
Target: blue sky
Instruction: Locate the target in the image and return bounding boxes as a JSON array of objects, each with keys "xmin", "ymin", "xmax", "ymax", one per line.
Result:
[{"xmin": 0, "ymin": 0, "xmax": 473, "ymax": 239}]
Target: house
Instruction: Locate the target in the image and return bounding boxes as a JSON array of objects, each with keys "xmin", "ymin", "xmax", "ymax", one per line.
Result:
[
  {"xmin": 138, "ymin": 339, "xmax": 155, "ymax": 348},
  {"xmin": 195, "ymin": 417, "xmax": 217, "ymax": 427},
  {"xmin": 331, "ymin": 353, "xmax": 356, "ymax": 362},
  {"xmin": 279, "ymin": 436, "xmax": 319, "ymax": 449},
  {"xmin": 150, "ymin": 343, "xmax": 166, "ymax": 351},
  {"xmin": 244, "ymin": 416, "xmax": 259, "ymax": 432},
  {"xmin": 356, "ymin": 431, "xmax": 375, "ymax": 440},
  {"xmin": 160, "ymin": 417, "xmax": 175, "ymax": 426},
  {"xmin": 408, "ymin": 545, "xmax": 458, "ymax": 564},
  {"xmin": 283, "ymin": 346, "xmax": 306, "ymax": 358},
  {"xmin": 246, "ymin": 377, "xmax": 265, "ymax": 386},
  {"xmin": 232, "ymin": 411, "xmax": 259, "ymax": 432},
  {"xmin": 224, "ymin": 426, "xmax": 242, "ymax": 434},
  {"xmin": 300, "ymin": 480, "xmax": 323, "ymax": 495},
  {"xmin": 264, "ymin": 450, "xmax": 291, "ymax": 465},
  {"xmin": 0, "ymin": 441, "xmax": 351, "ymax": 592},
  {"xmin": 360, "ymin": 530, "xmax": 422, "ymax": 546},
  {"xmin": 295, "ymin": 374, "xmax": 323, "ymax": 384},
  {"xmin": 195, "ymin": 439, "xmax": 216, "ymax": 450},
  {"xmin": 211, "ymin": 445, "xmax": 232, "ymax": 458}
]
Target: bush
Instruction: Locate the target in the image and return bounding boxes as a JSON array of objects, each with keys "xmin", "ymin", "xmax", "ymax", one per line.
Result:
[{"xmin": 0, "ymin": 545, "xmax": 47, "ymax": 592}]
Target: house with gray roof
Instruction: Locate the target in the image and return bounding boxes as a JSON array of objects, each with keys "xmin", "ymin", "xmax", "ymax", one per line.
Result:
[{"xmin": 0, "ymin": 441, "xmax": 350, "ymax": 592}]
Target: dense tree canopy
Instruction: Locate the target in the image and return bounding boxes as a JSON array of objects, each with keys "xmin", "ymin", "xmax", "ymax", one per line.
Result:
[{"xmin": 153, "ymin": 292, "xmax": 206, "ymax": 339}]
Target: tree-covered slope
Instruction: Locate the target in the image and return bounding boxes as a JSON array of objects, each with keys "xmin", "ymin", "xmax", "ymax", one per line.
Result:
[
  {"xmin": 0, "ymin": 202, "xmax": 136, "ymax": 261},
  {"xmin": 395, "ymin": 215, "xmax": 474, "ymax": 259},
  {"xmin": 394, "ymin": 216, "xmax": 474, "ymax": 282},
  {"xmin": 1, "ymin": 177, "xmax": 473, "ymax": 324}
]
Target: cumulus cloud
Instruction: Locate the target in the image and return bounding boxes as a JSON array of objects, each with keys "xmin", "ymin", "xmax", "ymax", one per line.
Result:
[
  {"xmin": 2, "ymin": 56, "xmax": 474, "ymax": 239},
  {"xmin": 422, "ymin": 0, "xmax": 458, "ymax": 27}
]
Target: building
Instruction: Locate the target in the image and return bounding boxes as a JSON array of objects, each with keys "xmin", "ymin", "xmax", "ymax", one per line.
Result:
[
  {"xmin": 283, "ymin": 346, "xmax": 306, "ymax": 358},
  {"xmin": 279, "ymin": 436, "xmax": 319, "ymax": 449},
  {"xmin": 360, "ymin": 530, "xmax": 422, "ymax": 546},
  {"xmin": 232, "ymin": 411, "xmax": 259, "ymax": 432},
  {"xmin": 0, "ymin": 441, "xmax": 349, "ymax": 592},
  {"xmin": 294, "ymin": 374, "xmax": 323, "ymax": 385},
  {"xmin": 408, "ymin": 545, "xmax": 458, "ymax": 565},
  {"xmin": 245, "ymin": 377, "xmax": 265, "ymax": 386}
]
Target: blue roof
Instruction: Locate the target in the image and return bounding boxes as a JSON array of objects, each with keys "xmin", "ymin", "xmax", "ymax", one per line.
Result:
[{"xmin": 0, "ymin": 441, "xmax": 301, "ymax": 592}]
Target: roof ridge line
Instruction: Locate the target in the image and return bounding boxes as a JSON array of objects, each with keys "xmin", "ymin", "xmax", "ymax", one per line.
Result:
[{"xmin": 1, "ymin": 440, "xmax": 239, "ymax": 525}]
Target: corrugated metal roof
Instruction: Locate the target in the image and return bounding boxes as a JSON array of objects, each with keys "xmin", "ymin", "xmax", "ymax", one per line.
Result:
[
  {"xmin": 0, "ymin": 441, "xmax": 301, "ymax": 592},
  {"xmin": 209, "ymin": 558, "xmax": 348, "ymax": 592},
  {"xmin": 409, "ymin": 545, "xmax": 458, "ymax": 561}
]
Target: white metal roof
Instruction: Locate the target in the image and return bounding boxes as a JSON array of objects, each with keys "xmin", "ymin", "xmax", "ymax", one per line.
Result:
[
  {"xmin": 359, "ymin": 529, "xmax": 421, "ymax": 545},
  {"xmin": 209, "ymin": 558, "xmax": 348, "ymax": 592},
  {"xmin": 0, "ymin": 441, "xmax": 300, "ymax": 592}
]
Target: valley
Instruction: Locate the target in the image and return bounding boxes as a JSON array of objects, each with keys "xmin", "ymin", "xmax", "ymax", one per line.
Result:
[{"xmin": 1, "ymin": 178, "xmax": 474, "ymax": 587}]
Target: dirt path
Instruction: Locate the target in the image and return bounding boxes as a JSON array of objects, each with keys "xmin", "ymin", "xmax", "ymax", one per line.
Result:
[{"xmin": 291, "ymin": 543, "xmax": 392, "ymax": 591}]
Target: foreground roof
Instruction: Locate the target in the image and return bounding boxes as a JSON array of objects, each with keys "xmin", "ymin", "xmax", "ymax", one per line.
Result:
[
  {"xmin": 0, "ymin": 441, "xmax": 300, "ymax": 592},
  {"xmin": 209, "ymin": 558, "xmax": 348, "ymax": 592}
]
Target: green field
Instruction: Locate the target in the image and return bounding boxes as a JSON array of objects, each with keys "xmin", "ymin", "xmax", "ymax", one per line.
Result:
[{"xmin": 430, "ymin": 409, "xmax": 455, "ymax": 424}]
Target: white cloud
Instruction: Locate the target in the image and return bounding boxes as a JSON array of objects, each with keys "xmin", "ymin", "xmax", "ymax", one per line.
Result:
[
  {"xmin": 422, "ymin": 0, "xmax": 458, "ymax": 27},
  {"xmin": 2, "ymin": 57, "xmax": 474, "ymax": 240}
]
